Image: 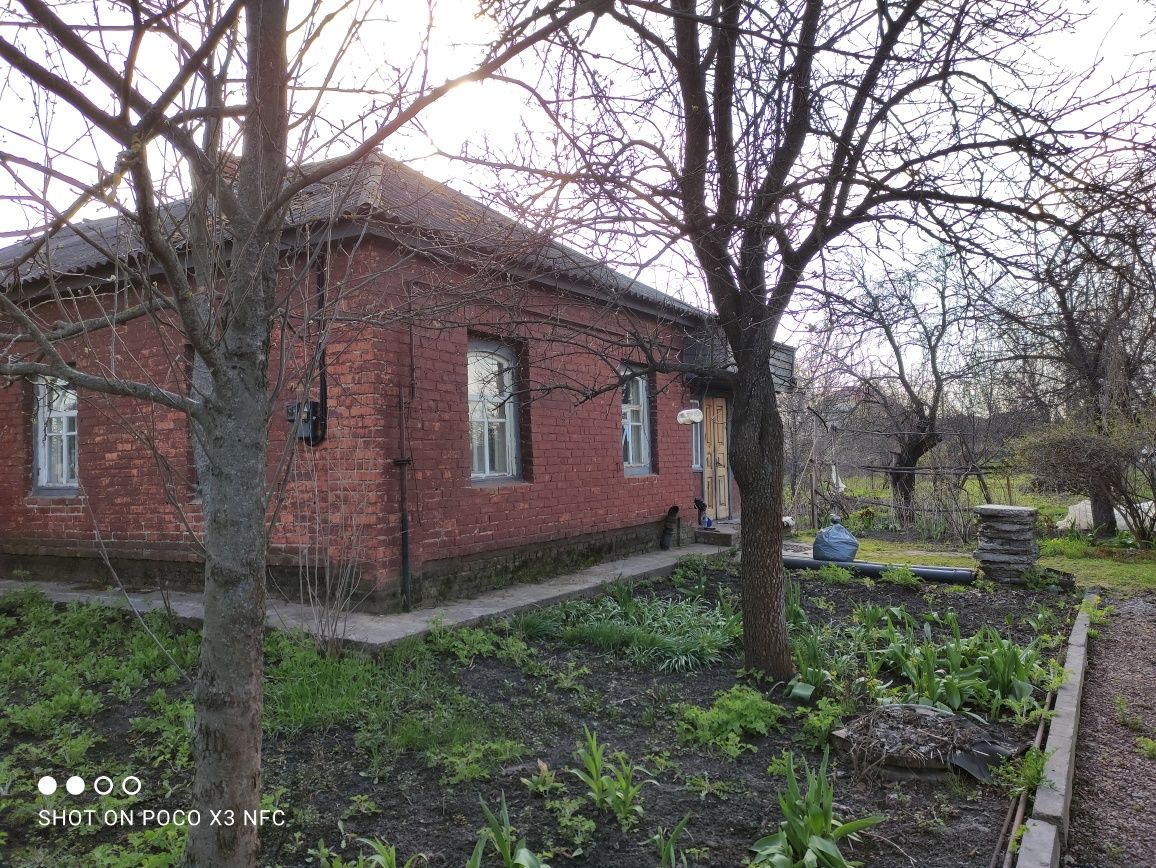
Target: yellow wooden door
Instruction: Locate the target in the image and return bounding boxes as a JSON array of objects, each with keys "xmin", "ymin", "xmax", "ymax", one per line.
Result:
[{"xmin": 703, "ymin": 397, "xmax": 729, "ymax": 520}]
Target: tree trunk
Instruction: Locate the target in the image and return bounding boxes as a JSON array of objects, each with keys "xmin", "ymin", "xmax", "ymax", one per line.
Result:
[
  {"xmin": 183, "ymin": 389, "xmax": 269, "ymax": 866},
  {"xmin": 729, "ymin": 336, "xmax": 792, "ymax": 679},
  {"xmin": 889, "ymin": 434, "xmax": 940, "ymax": 526},
  {"xmin": 890, "ymin": 464, "xmax": 917, "ymax": 527},
  {"xmin": 182, "ymin": 3, "xmax": 285, "ymax": 862},
  {"xmin": 1090, "ymin": 490, "xmax": 1116, "ymax": 538}
]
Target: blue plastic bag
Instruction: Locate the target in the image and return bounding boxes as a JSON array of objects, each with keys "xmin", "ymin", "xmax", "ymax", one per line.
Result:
[{"xmin": 813, "ymin": 514, "xmax": 859, "ymax": 562}]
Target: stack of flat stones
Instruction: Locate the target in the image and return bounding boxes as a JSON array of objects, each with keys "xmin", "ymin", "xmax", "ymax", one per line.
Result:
[{"xmin": 972, "ymin": 504, "xmax": 1039, "ymax": 583}]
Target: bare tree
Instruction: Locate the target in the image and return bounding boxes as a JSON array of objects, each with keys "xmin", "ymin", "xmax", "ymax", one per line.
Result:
[
  {"xmin": 0, "ymin": 2, "xmax": 609, "ymax": 864},
  {"xmin": 984, "ymin": 184, "xmax": 1156, "ymax": 534},
  {"xmin": 810, "ymin": 249, "xmax": 981, "ymax": 524},
  {"xmin": 476, "ymin": 0, "xmax": 1136, "ymax": 676}
]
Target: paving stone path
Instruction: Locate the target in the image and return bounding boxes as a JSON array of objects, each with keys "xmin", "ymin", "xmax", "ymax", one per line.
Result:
[{"xmin": 0, "ymin": 543, "xmax": 725, "ymax": 648}]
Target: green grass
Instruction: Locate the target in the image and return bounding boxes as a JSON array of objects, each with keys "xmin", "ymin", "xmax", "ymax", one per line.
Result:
[
  {"xmin": 518, "ymin": 582, "xmax": 743, "ymax": 672},
  {"xmin": 796, "ymin": 534, "xmax": 975, "ymax": 569},
  {"xmin": 808, "ymin": 473, "xmax": 1077, "ymax": 529},
  {"xmin": 797, "ymin": 533, "xmax": 1156, "ymax": 595},
  {"xmin": 1039, "ymin": 537, "xmax": 1095, "ymax": 559},
  {"xmin": 264, "ymin": 630, "xmax": 385, "ymax": 733},
  {"xmin": 1038, "ymin": 552, "xmax": 1156, "ymax": 594}
]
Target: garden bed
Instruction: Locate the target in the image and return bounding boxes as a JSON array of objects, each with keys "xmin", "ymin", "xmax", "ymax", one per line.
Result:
[{"xmin": 0, "ymin": 555, "xmax": 1080, "ymax": 867}]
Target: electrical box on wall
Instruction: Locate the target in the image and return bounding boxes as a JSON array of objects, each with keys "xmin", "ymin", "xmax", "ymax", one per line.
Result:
[{"xmin": 286, "ymin": 400, "xmax": 326, "ymax": 446}]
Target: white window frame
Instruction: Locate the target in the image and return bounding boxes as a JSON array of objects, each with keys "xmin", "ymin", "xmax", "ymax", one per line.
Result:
[
  {"xmin": 468, "ymin": 341, "xmax": 520, "ymax": 480},
  {"xmin": 689, "ymin": 398, "xmax": 704, "ymax": 470},
  {"xmin": 621, "ymin": 368, "xmax": 651, "ymax": 475},
  {"xmin": 34, "ymin": 377, "xmax": 79, "ymax": 491}
]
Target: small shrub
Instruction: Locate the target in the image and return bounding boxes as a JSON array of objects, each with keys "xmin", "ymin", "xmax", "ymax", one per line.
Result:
[
  {"xmin": 677, "ymin": 686, "xmax": 786, "ymax": 758},
  {"xmin": 428, "ymin": 739, "xmax": 526, "ymax": 784},
  {"xmin": 1136, "ymin": 737, "xmax": 1156, "ymax": 760},
  {"xmin": 807, "ymin": 564, "xmax": 854, "ymax": 585},
  {"xmin": 522, "ymin": 760, "xmax": 564, "ymax": 797},
  {"xmin": 878, "ymin": 566, "xmax": 920, "ymax": 588},
  {"xmin": 795, "ymin": 698, "xmax": 846, "ymax": 750},
  {"xmin": 766, "ymin": 749, "xmax": 794, "ymax": 778},
  {"xmin": 991, "ymin": 748, "xmax": 1053, "ymax": 798},
  {"xmin": 750, "ymin": 748, "xmax": 883, "ymax": 867}
]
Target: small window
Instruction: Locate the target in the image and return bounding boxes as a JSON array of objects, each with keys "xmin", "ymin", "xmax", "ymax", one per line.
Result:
[
  {"xmin": 34, "ymin": 378, "xmax": 78, "ymax": 490},
  {"xmin": 468, "ymin": 342, "xmax": 520, "ymax": 479},
  {"xmin": 690, "ymin": 399, "xmax": 703, "ymax": 470},
  {"xmin": 621, "ymin": 370, "xmax": 651, "ymax": 474}
]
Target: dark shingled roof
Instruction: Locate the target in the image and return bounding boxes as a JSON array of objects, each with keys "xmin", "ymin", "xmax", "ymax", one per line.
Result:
[
  {"xmin": 683, "ymin": 325, "xmax": 797, "ymax": 392},
  {"xmin": 0, "ymin": 151, "xmax": 704, "ymax": 320}
]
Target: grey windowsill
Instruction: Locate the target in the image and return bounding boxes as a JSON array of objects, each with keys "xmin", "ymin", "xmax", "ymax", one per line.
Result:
[
  {"xmin": 28, "ymin": 487, "xmax": 80, "ymax": 499},
  {"xmin": 470, "ymin": 476, "xmax": 528, "ymax": 488}
]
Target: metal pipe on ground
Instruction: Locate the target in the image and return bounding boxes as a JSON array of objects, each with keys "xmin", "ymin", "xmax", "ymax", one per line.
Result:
[{"xmin": 782, "ymin": 555, "xmax": 976, "ymax": 584}]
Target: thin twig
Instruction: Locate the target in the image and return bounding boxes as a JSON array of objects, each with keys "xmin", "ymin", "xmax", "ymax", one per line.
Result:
[{"xmin": 79, "ymin": 483, "xmax": 192, "ymax": 683}]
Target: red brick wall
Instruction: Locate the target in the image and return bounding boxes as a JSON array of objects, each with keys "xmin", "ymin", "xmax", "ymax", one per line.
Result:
[{"xmin": 0, "ymin": 236, "xmax": 701, "ymax": 596}]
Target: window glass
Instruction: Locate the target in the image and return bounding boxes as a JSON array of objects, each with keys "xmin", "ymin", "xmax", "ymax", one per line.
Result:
[
  {"xmin": 36, "ymin": 378, "xmax": 79, "ymax": 489},
  {"xmin": 468, "ymin": 343, "xmax": 519, "ymax": 479},
  {"xmin": 621, "ymin": 371, "xmax": 650, "ymax": 472}
]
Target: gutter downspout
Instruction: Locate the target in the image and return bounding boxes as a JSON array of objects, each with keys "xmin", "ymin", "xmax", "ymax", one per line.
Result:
[
  {"xmin": 315, "ymin": 258, "xmax": 329, "ymax": 444},
  {"xmin": 395, "ymin": 287, "xmax": 418, "ymax": 613},
  {"xmin": 393, "ymin": 455, "xmax": 413, "ymax": 612}
]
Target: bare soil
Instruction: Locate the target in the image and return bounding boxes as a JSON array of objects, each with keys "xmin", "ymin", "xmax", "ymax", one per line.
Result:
[
  {"xmin": 256, "ymin": 572, "xmax": 1072, "ymax": 868},
  {"xmin": 1, "ymin": 570, "xmax": 1078, "ymax": 868}
]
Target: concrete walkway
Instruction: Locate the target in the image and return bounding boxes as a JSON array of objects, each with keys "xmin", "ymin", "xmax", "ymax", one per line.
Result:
[{"xmin": 0, "ymin": 542, "xmax": 727, "ymax": 649}]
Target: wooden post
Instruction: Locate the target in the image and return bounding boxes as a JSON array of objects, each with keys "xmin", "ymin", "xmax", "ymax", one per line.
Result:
[{"xmin": 810, "ymin": 459, "xmax": 818, "ymax": 530}]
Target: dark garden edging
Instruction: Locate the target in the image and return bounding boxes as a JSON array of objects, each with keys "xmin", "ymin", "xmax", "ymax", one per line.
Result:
[{"xmin": 1014, "ymin": 595, "xmax": 1093, "ymax": 868}]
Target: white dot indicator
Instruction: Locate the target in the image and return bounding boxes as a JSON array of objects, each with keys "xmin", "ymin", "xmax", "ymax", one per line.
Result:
[
  {"xmin": 66, "ymin": 776, "xmax": 85, "ymax": 795},
  {"xmin": 37, "ymin": 776, "xmax": 57, "ymax": 795}
]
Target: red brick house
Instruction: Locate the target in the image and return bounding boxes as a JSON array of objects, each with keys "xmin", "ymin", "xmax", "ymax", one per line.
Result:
[{"xmin": 0, "ymin": 153, "xmax": 793, "ymax": 609}]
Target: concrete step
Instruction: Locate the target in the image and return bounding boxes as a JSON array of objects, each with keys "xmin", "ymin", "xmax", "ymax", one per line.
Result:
[{"xmin": 695, "ymin": 525, "xmax": 740, "ymax": 547}]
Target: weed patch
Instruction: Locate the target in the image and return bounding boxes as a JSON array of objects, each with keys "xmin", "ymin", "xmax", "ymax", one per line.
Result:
[
  {"xmin": 542, "ymin": 586, "xmax": 741, "ymax": 672},
  {"xmin": 992, "ymin": 747, "xmax": 1053, "ymax": 798},
  {"xmin": 428, "ymin": 738, "xmax": 527, "ymax": 784},
  {"xmin": 677, "ymin": 686, "xmax": 786, "ymax": 758}
]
